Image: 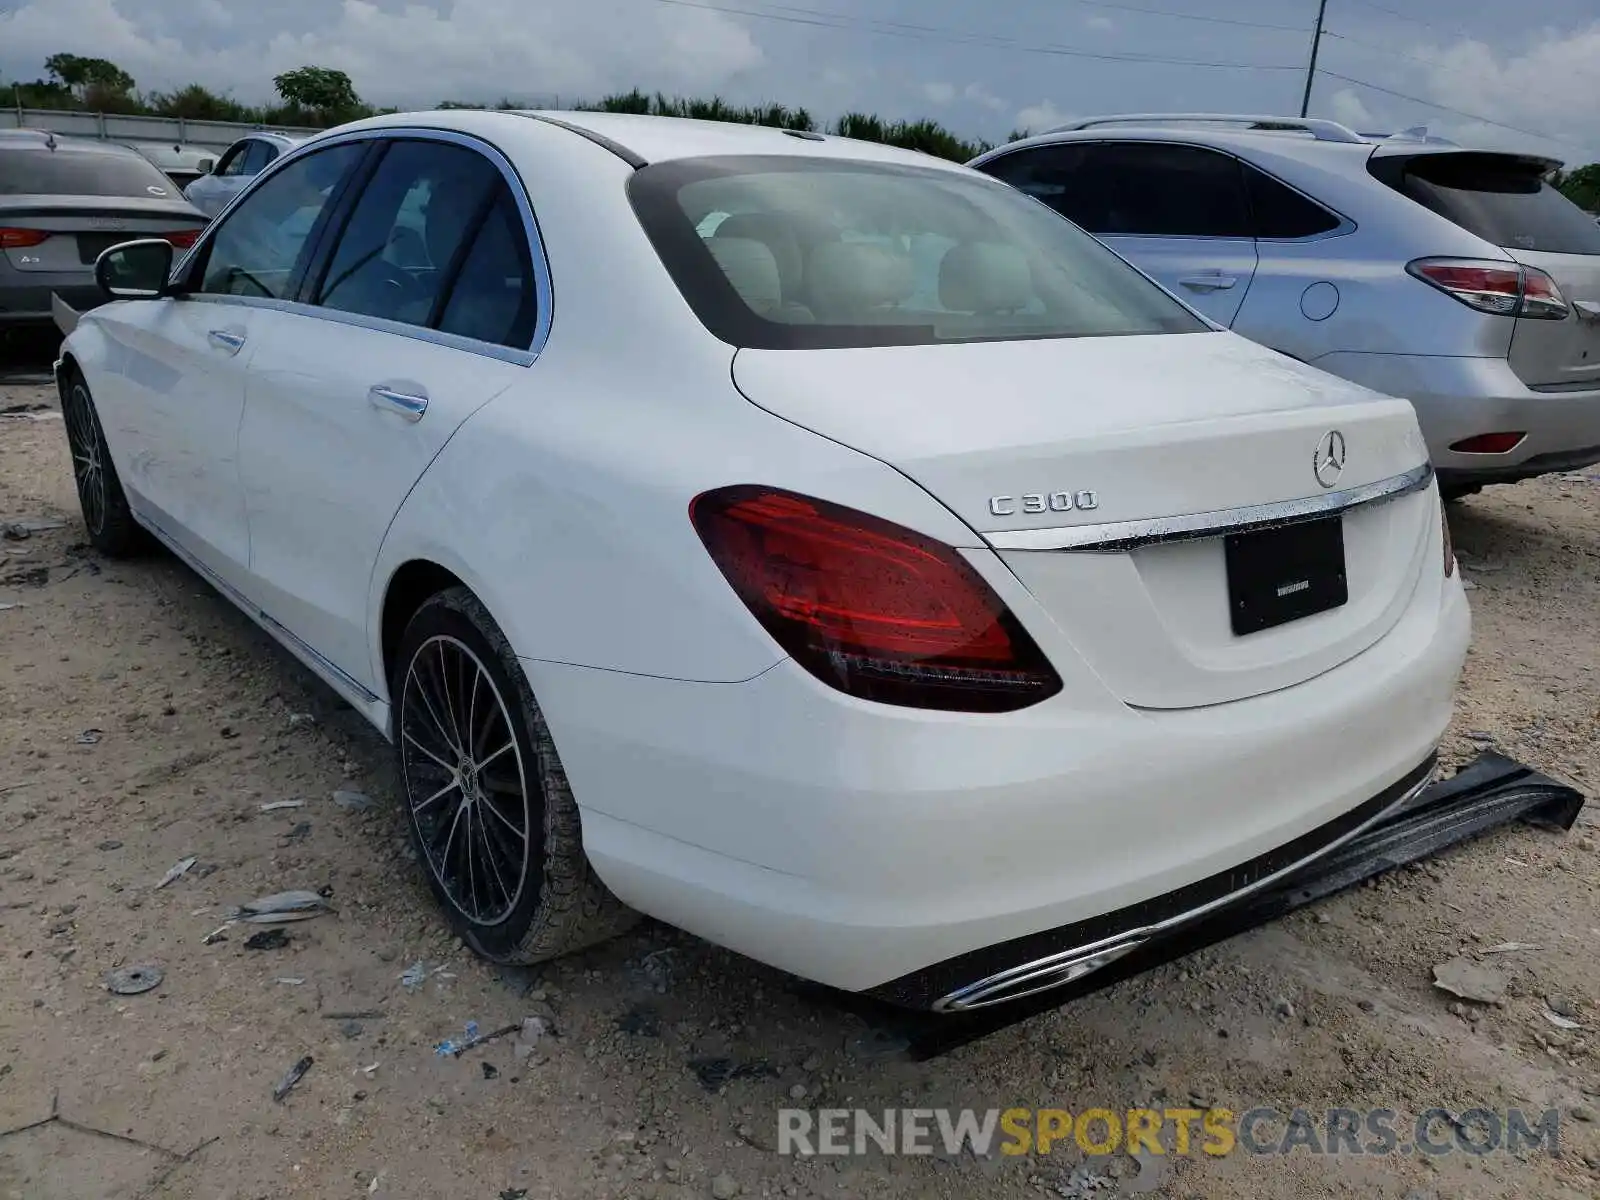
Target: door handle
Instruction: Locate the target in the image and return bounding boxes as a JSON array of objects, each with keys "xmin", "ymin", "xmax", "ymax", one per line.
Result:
[
  {"xmin": 368, "ymin": 384, "xmax": 429, "ymax": 422},
  {"xmin": 207, "ymin": 328, "xmax": 246, "ymax": 353},
  {"xmin": 1178, "ymin": 273, "xmax": 1238, "ymax": 293}
]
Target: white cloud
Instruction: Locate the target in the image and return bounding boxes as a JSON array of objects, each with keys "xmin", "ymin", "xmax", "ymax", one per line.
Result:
[
  {"xmin": 1014, "ymin": 99, "xmax": 1074, "ymax": 134},
  {"xmin": 1324, "ymin": 23, "xmax": 1600, "ymax": 161},
  {"xmin": 0, "ymin": 0, "xmax": 765, "ymax": 107},
  {"xmin": 1325, "ymin": 88, "xmax": 1377, "ymax": 134},
  {"xmin": 963, "ymin": 82, "xmax": 1005, "ymax": 112},
  {"xmin": 1414, "ymin": 24, "xmax": 1600, "ymax": 160},
  {"xmin": 920, "ymin": 81, "xmax": 957, "ymax": 106},
  {"xmin": 1085, "ymin": 15, "xmax": 1114, "ymax": 32}
]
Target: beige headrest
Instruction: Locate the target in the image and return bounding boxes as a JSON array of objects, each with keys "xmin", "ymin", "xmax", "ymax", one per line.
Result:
[
  {"xmin": 707, "ymin": 237, "xmax": 782, "ymax": 315},
  {"xmin": 939, "ymin": 241, "xmax": 1034, "ymax": 313},
  {"xmin": 806, "ymin": 241, "xmax": 915, "ymax": 314}
]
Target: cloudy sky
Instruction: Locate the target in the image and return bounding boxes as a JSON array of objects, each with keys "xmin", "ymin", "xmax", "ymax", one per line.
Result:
[{"xmin": 2, "ymin": 0, "xmax": 1597, "ymax": 162}]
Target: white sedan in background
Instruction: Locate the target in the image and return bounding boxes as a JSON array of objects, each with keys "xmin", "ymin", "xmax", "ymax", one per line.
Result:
[{"xmin": 55, "ymin": 110, "xmax": 1467, "ymax": 1012}]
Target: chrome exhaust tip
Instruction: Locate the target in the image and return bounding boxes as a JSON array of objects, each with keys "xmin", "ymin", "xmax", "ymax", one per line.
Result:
[{"xmin": 932, "ymin": 934, "xmax": 1149, "ymax": 1012}]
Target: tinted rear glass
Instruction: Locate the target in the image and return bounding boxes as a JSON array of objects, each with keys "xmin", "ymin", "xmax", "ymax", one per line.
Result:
[
  {"xmin": 0, "ymin": 146, "xmax": 179, "ymax": 198},
  {"xmin": 628, "ymin": 155, "xmax": 1209, "ymax": 350},
  {"xmin": 1388, "ymin": 153, "xmax": 1600, "ymax": 256}
]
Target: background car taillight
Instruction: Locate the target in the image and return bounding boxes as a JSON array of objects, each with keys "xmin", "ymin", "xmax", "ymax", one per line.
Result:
[
  {"xmin": 1407, "ymin": 258, "xmax": 1570, "ymax": 320},
  {"xmin": 0, "ymin": 228, "xmax": 50, "ymax": 249},
  {"xmin": 162, "ymin": 229, "xmax": 201, "ymax": 249},
  {"xmin": 690, "ymin": 486, "xmax": 1062, "ymax": 712}
]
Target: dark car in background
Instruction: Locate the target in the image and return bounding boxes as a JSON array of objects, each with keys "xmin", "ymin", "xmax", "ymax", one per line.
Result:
[{"xmin": 1, "ymin": 129, "xmax": 208, "ymax": 329}]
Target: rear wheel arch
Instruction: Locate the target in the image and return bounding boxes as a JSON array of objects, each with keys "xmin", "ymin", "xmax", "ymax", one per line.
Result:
[{"xmin": 379, "ymin": 558, "xmax": 468, "ymax": 701}]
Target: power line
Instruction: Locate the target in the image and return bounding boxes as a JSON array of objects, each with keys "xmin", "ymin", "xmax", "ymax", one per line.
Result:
[
  {"xmin": 656, "ymin": 0, "xmax": 1305, "ymax": 69},
  {"xmin": 1323, "ymin": 28, "xmax": 1443, "ymax": 70},
  {"xmin": 1316, "ymin": 69, "xmax": 1581, "ymax": 147},
  {"xmin": 1065, "ymin": 0, "xmax": 1307, "ymax": 33},
  {"xmin": 1342, "ymin": 0, "xmax": 1480, "ymax": 42}
]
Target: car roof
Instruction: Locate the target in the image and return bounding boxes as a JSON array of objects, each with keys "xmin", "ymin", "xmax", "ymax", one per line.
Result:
[
  {"xmin": 970, "ymin": 115, "xmax": 1564, "ymax": 173},
  {"xmin": 310, "ymin": 108, "xmax": 970, "ymax": 172},
  {"xmin": 973, "ymin": 121, "xmax": 1381, "ymax": 173},
  {"xmin": 0, "ymin": 129, "xmax": 153, "ymax": 159}
]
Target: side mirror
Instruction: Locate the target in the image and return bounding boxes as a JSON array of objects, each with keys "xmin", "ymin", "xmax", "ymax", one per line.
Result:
[
  {"xmin": 197, "ymin": 159, "xmax": 214, "ymax": 176},
  {"xmin": 95, "ymin": 239, "xmax": 175, "ymax": 301}
]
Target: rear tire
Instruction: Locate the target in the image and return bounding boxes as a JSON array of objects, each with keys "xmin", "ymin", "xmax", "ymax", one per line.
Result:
[
  {"xmin": 392, "ymin": 586, "xmax": 638, "ymax": 963},
  {"xmin": 1438, "ymin": 481, "xmax": 1483, "ymax": 504},
  {"xmin": 60, "ymin": 370, "xmax": 147, "ymax": 557}
]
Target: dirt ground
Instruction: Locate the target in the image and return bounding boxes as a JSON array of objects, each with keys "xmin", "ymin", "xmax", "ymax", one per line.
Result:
[{"xmin": 1, "ymin": 347, "xmax": 1599, "ymax": 1200}]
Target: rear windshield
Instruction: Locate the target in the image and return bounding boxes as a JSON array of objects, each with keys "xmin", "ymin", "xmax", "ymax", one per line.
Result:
[
  {"xmin": 0, "ymin": 147, "xmax": 178, "ymax": 199},
  {"xmin": 628, "ymin": 155, "xmax": 1209, "ymax": 350},
  {"xmin": 1382, "ymin": 153, "xmax": 1600, "ymax": 256}
]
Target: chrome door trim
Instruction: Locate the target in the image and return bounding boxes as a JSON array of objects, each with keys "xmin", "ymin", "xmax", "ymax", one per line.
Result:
[{"xmin": 986, "ymin": 462, "xmax": 1433, "ymax": 553}]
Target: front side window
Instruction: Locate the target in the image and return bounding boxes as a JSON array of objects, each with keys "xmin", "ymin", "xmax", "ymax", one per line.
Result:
[
  {"xmin": 629, "ymin": 155, "xmax": 1208, "ymax": 350},
  {"xmin": 215, "ymin": 143, "xmax": 251, "ymax": 178},
  {"xmin": 238, "ymin": 141, "xmax": 276, "ymax": 176},
  {"xmin": 197, "ymin": 142, "xmax": 365, "ymax": 299},
  {"xmin": 313, "ymin": 139, "xmax": 502, "ymax": 328}
]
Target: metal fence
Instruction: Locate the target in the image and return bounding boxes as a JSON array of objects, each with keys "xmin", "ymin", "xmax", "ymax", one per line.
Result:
[
  {"xmin": 2, "ymin": 101, "xmax": 569, "ymax": 150},
  {"xmin": 1, "ymin": 107, "xmax": 324, "ymax": 149}
]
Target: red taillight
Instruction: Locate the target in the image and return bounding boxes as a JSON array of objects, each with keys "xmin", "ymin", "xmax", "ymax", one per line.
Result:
[
  {"xmin": 1449, "ymin": 432, "xmax": 1526, "ymax": 454},
  {"xmin": 163, "ymin": 229, "xmax": 201, "ymax": 249},
  {"xmin": 1518, "ymin": 267, "xmax": 1569, "ymax": 320},
  {"xmin": 0, "ymin": 228, "xmax": 50, "ymax": 249},
  {"xmin": 1407, "ymin": 258, "xmax": 1569, "ymax": 320},
  {"xmin": 690, "ymin": 486, "xmax": 1062, "ymax": 712}
]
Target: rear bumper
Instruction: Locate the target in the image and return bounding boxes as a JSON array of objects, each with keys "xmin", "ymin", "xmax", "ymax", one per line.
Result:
[
  {"xmin": 1308, "ymin": 351, "xmax": 1600, "ymax": 482},
  {"xmin": 531, "ymin": 567, "xmax": 1470, "ymax": 995},
  {"xmin": 0, "ymin": 278, "xmax": 101, "ymax": 326}
]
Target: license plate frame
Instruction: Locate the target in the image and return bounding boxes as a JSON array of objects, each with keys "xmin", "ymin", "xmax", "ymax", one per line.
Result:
[{"xmin": 1224, "ymin": 516, "xmax": 1348, "ymax": 636}]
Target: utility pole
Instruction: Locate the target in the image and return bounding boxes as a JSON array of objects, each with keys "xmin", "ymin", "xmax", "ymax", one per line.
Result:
[{"xmin": 1300, "ymin": 0, "xmax": 1329, "ymax": 118}]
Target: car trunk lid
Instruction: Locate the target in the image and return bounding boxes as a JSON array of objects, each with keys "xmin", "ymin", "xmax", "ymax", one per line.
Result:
[
  {"xmin": 1502, "ymin": 247, "xmax": 1600, "ymax": 390},
  {"xmin": 732, "ymin": 332, "xmax": 1436, "ymax": 709},
  {"xmin": 1, "ymin": 196, "xmax": 205, "ymax": 274}
]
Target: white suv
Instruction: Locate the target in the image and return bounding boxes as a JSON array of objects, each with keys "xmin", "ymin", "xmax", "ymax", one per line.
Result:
[{"xmin": 971, "ymin": 114, "xmax": 1600, "ymax": 499}]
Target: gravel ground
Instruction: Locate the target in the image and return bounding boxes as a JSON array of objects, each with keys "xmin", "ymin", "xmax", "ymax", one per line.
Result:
[{"xmin": 1, "ymin": 358, "xmax": 1599, "ymax": 1200}]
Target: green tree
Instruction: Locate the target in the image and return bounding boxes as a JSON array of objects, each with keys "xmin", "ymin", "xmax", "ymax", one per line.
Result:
[
  {"xmin": 273, "ymin": 65, "xmax": 361, "ymax": 115},
  {"xmin": 1556, "ymin": 164, "xmax": 1600, "ymax": 213},
  {"xmin": 44, "ymin": 52, "xmax": 135, "ymax": 98}
]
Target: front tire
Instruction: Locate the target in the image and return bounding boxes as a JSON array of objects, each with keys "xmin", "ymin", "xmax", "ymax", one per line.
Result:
[
  {"xmin": 60, "ymin": 371, "xmax": 146, "ymax": 557},
  {"xmin": 392, "ymin": 587, "xmax": 637, "ymax": 963}
]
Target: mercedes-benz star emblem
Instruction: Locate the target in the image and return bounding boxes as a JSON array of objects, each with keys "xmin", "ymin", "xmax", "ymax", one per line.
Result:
[{"xmin": 1313, "ymin": 429, "xmax": 1346, "ymax": 489}]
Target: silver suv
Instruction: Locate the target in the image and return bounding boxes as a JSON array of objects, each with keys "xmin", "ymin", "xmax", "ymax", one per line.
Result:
[{"xmin": 970, "ymin": 115, "xmax": 1600, "ymax": 498}]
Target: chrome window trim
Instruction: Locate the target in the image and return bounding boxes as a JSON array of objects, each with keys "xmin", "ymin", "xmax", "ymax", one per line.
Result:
[
  {"xmin": 174, "ymin": 125, "xmax": 553, "ymax": 366},
  {"xmin": 986, "ymin": 461, "xmax": 1433, "ymax": 553}
]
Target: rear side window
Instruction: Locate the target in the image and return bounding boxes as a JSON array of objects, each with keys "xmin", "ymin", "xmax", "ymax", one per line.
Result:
[
  {"xmin": 435, "ymin": 188, "xmax": 537, "ymax": 348},
  {"xmin": 0, "ymin": 147, "xmax": 177, "ymax": 198},
  {"xmin": 629, "ymin": 154, "xmax": 1208, "ymax": 351},
  {"xmin": 1380, "ymin": 153, "xmax": 1600, "ymax": 255},
  {"xmin": 1243, "ymin": 165, "xmax": 1342, "ymax": 239}
]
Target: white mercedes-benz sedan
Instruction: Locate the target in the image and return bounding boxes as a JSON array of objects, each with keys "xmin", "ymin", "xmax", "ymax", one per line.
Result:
[{"xmin": 54, "ymin": 109, "xmax": 1469, "ymax": 1012}]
